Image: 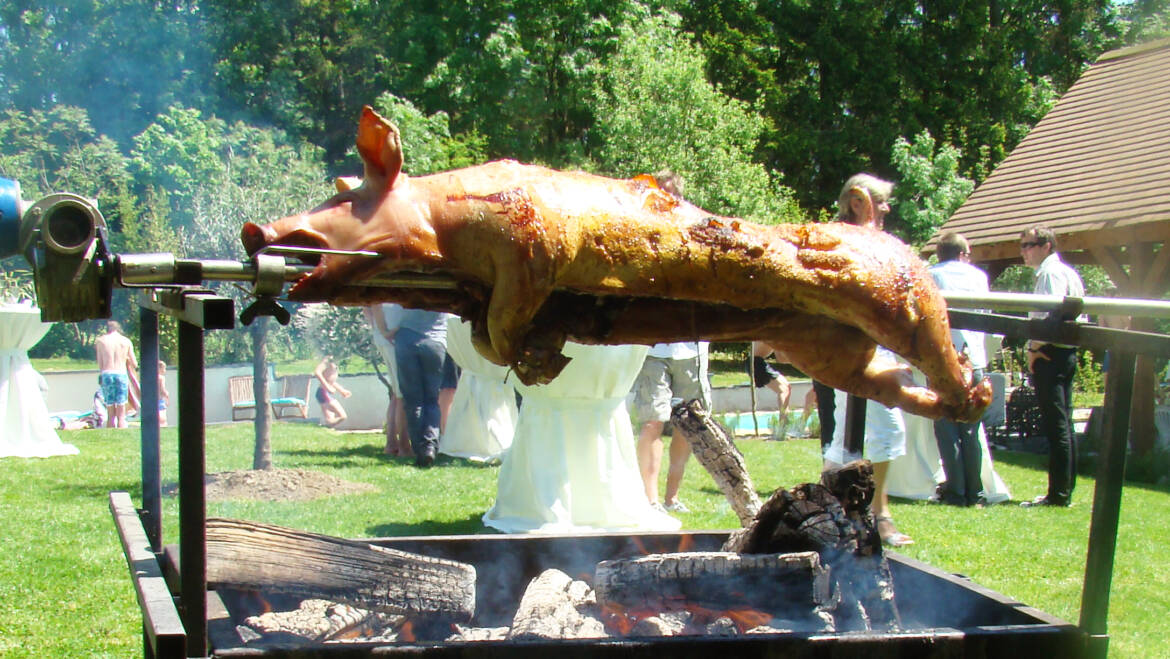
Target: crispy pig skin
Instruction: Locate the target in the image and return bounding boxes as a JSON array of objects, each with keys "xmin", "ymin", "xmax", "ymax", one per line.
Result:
[{"xmin": 242, "ymin": 106, "xmax": 990, "ymax": 421}]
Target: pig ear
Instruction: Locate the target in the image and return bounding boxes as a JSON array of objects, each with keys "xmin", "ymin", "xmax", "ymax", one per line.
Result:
[{"xmin": 356, "ymin": 106, "xmax": 404, "ymax": 189}]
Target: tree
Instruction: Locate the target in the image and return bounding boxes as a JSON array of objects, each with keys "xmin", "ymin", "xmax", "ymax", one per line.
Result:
[
  {"xmin": 0, "ymin": 1, "xmax": 211, "ymax": 146},
  {"xmin": 888, "ymin": 130, "xmax": 975, "ymax": 246},
  {"xmin": 173, "ymin": 114, "xmax": 329, "ymax": 470},
  {"xmin": 203, "ymin": 0, "xmax": 390, "ymax": 165},
  {"xmin": 591, "ymin": 12, "xmax": 803, "ymax": 224},
  {"xmin": 1119, "ymin": 0, "xmax": 1170, "ymax": 43},
  {"xmin": 677, "ymin": 0, "xmax": 1121, "ymax": 220}
]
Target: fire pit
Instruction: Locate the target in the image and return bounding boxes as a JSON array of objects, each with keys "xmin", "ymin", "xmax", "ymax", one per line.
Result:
[{"xmin": 190, "ymin": 531, "xmax": 1082, "ymax": 657}]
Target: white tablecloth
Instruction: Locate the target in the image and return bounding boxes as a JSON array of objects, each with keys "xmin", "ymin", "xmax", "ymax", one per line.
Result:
[
  {"xmin": 0, "ymin": 304, "xmax": 79, "ymax": 458},
  {"xmin": 439, "ymin": 319, "xmax": 517, "ymax": 463},
  {"xmin": 483, "ymin": 342, "xmax": 680, "ymax": 533}
]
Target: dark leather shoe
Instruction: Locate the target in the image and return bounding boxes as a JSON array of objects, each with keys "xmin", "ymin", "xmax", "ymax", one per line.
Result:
[
  {"xmin": 1020, "ymin": 495, "xmax": 1071, "ymax": 508},
  {"xmin": 415, "ymin": 444, "xmax": 437, "ymax": 468}
]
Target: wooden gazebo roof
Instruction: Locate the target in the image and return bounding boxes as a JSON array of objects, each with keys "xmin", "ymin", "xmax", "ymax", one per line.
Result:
[{"xmin": 924, "ymin": 38, "xmax": 1170, "ymax": 294}]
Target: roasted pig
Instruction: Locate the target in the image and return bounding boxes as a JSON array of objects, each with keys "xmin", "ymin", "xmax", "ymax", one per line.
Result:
[{"xmin": 241, "ymin": 106, "xmax": 991, "ymax": 422}]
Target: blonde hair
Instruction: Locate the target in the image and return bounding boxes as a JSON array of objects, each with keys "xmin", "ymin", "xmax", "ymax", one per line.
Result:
[{"xmin": 836, "ymin": 173, "xmax": 894, "ymax": 225}]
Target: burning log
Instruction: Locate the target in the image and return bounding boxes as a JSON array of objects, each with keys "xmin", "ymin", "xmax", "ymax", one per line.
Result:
[
  {"xmin": 239, "ymin": 597, "xmax": 402, "ymax": 644},
  {"xmin": 722, "ymin": 462, "xmax": 901, "ymax": 631},
  {"xmin": 594, "ymin": 551, "xmax": 831, "ymax": 632},
  {"xmin": 206, "ymin": 518, "xmax": 476, "ymax": 622},
  {"xmin": 670, "ymin": 399, "xmax": 762, "ymax": 526},
  {"xmin": 508, "ymin": 569, "xmax": 608, "ymax": 640}
]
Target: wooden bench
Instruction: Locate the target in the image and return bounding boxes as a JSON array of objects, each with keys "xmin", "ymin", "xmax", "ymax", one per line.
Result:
[{"xmin": 228, "ymin": 374, "xmax": 311, "ymax": 421}]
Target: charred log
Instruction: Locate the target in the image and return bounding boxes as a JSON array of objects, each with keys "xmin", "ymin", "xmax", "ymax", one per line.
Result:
[
  {"xmin": 669, "ymin": 399, "xmax": 762, "ymax": 526},
  {"xmin": 508, "ymin": 569, "xmax": 607, "ymax": 640},
  {"xmin": 721, "ymin": 462, "xmax": 901, "ymax": 632},
  {"xmin": 205, "ymin": 518, "xmax": 476, "ymax": 623},
  {"xmin": 594, "ymin": 551, "xmax": 830, "ymax": 627}
]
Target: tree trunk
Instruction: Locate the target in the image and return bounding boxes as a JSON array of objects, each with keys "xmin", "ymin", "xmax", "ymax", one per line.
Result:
[{"xmin": 251, "ymin": 317, "xmax": 272, "ymax": 471}]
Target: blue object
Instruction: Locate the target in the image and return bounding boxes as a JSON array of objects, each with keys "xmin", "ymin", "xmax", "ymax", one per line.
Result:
[{"xmin": 0, "ymin": 177, "xmax": 21, "ymax": 257}]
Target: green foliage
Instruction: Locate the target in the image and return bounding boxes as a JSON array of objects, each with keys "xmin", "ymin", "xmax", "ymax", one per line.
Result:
[
  {"xmin": 677, "ymin": 0, "xmax": 1119, "ymax": 216},
  {"xmin": 0, "ymin": 1, "xmax": 211, "ymax": 145},
  {"xmin": 203, "ymin": 0, "xmax": 387, "ymax": 164},
  {"xmin": 130, "ymin": 106, "xmax": 327, "ymax": 237},
  {"xmin": 421, "ymin": 1, "xmax": 643, "ymax": 165},
  {"xmin": 1075, "ymin": 349, "xmax": 1105, "ymax": 397},
  {"xmin": 1118, "ymin": 0, "xmax": 1170, "ymax": 44},
  {"xmin": 591, "ymin": 12, "xmax": 803, "ymax": 223},
  {"xmin": 0, "ymin": 106, "xmax": 138, "ymax": 235},
  {"xmin": 888, "ymin": 130, "xmax": 975, "ymax": 245},
  {"xmin": 0, "ymin": 261, "xmax": 36, "ymax": 305}
]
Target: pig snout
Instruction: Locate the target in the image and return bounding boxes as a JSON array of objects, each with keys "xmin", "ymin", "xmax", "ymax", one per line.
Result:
[
  {"xmin": 241, "ymin": 221, "xmax": 331, "ymax": 265},
  {"xmin": 240, "ymin": 222, "xmax": 271, "ymax": 256}
]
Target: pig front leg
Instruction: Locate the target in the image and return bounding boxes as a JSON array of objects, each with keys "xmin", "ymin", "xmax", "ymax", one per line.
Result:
[{"xmin": 482, "ymin": 265, "xmax": 571, "ymax": 386}]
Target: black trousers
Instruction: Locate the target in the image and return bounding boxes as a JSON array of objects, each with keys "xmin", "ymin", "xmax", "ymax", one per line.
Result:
[
  {"xmin": 1031, "ymin": 346, "xmax": 1078, "ymax": 504},
  {"xmin": 812, "ymin": 380, "xmax": 836, "ymax": 450}
]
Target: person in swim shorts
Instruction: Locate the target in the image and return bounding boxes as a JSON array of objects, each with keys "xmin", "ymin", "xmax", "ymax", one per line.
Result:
[{"xmin": 95, "ymin": 320, "xmax": 138, "ymax": 428}]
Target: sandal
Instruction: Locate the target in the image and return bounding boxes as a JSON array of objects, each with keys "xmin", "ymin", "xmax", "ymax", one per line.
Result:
[{"xmin": 875, "ymin": 515, "xmax": 915, "ymax": 548}]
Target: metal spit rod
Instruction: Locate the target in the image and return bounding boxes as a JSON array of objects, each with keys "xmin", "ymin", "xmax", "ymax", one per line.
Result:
[
  {"xmin": 116, "ymin": 251, "xmax": 460, "ymax": 291},
  {"xmin": 941, "ymin": 291, "xmax": 1170, "ymax": 319}
]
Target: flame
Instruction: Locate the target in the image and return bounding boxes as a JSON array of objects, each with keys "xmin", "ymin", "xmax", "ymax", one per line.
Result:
[
  {"xmin": 398, "ymin": 620, "xmax": 415, "ymax": 643},
  {"xmin": 601, "ymin": 600, "xmax": 775, "ymax": 636}
]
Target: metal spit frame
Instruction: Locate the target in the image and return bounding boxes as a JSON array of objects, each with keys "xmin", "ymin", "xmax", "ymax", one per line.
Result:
[{"xmin": 105, "ymin": 253, "xmax": 1170, "ymax": 659}]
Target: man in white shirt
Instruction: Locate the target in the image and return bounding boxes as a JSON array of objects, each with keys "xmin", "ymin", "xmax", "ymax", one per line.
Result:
[
  {"xmin": 928, "ymin": 232, "xmax": 989, "ymax": 506},
  {"xmin": 1019, "ymin": 225, "xmax": 1085, "ymax": 508}
]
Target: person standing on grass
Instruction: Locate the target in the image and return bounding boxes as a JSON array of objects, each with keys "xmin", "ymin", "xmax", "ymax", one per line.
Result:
[
  {"xmin": 928, "ymin": 232, "xmax": 989, "ymax": 507},
  {"xmin": 314, "ymin": 355, "xmax": 351, "ymax": 428},
  {"xmin": 749, "ymin": 341, "xmax": 792, "ymax": 440},
  {"xmin": 395, "ymin": 308, "xmax": 452, "ymax": 467},
  {"xmin": 819, "ymin": 173, "xmax": 913, "ymax": 548},
  {"xmin": 1019, "ymin": 225, "xmax": 1085, "ymax": 508},
  {"xmin": 95, "ymin": 320, "xmax": 137, "ymax": 428}
]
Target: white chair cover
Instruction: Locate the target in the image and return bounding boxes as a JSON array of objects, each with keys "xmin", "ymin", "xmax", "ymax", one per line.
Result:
[
  {"xmin": 0, "ymin": 304, "xmax": 79, "ymax": 458},
  {"xmin": 483, "ymin": 341, "xmax": 680, "ymax": 533},
  {"xmin": 439, "ymin": 319, "xmax": 517, "ymax": 463}
]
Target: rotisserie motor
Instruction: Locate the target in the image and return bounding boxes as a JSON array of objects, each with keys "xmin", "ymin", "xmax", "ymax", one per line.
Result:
[{"xmin": 241, "ymin": 106, "xmax": 991, "ymax": 422}]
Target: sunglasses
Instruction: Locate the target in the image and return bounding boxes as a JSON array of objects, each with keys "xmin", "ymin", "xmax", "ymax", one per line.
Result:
[{"xmin": 1020, "ymin": 241, "xmax": 1046, "ymax": 249}]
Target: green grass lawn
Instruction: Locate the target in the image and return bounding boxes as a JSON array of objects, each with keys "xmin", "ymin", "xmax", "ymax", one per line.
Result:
[{"xmin": 2, "ymin": 423, "xmax": 1166, "ymax": 657}]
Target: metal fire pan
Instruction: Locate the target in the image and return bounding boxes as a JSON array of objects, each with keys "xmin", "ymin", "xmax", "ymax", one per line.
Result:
[{"xmin": 205, "ymin": 531, "xmax": 1084, "ymax": 658}]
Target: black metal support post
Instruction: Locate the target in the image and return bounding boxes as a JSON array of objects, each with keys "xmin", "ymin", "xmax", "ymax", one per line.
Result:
[
  {"xmin": 178, "ymin": 320, "xmax": 207, "ymax": 658},
  {"xmin": 138, "ymin": 307, "xmax": 162, "ymax": 553},
  {"xmin": 1079, "ymin": 350, "xmax": 1137, "ymax": 659}
]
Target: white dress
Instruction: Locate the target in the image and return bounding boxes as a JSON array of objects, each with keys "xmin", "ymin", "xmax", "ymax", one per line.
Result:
[
  {"xmin": 483, "ymin": 341, "xmax": 681, "ymax": 533},
  {"xmin": 439, "ymin": 319, "xmax": 517, "ymax": 463}
]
